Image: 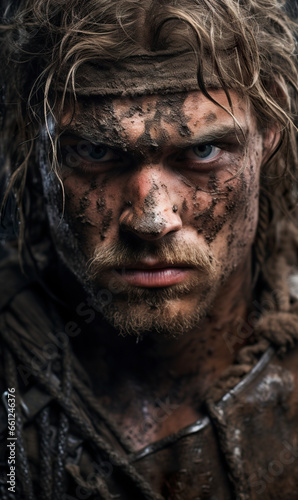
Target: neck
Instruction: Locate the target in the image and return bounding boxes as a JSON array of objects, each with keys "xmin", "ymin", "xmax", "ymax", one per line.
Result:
[
  {"xmin": 69, "ymin": 255, "xmax": 252, "ymax": 399},
  {"xmin": 53, "ymin": 254, "xmax": 253, "ymax": 447}
]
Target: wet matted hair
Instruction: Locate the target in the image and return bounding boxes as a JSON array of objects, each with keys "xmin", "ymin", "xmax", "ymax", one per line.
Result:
[
  {"xmin": 0, "ymin": 0, "xmax": 297, "ymax": 267},
  {"xmin": 0, "ymin": 2, "xmax": 298, "ymax": 499}
]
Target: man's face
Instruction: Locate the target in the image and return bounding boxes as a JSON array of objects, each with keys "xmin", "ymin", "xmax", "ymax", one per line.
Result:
[{"xmin": 42, "ymin": 89, "xmax": 264, "ymax": 337}]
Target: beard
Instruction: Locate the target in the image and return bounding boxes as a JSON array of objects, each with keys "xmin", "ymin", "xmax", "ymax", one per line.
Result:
[
  {"xmin": 96, "ymin": 287, "xmax": 216, "ymax": 338},
  {"xmin": 85, "ymin": 236, "xmax": 219, "ymax": 338}
]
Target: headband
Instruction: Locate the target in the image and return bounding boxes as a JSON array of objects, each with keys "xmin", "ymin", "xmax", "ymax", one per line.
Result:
[{"xmin": 58, "ymin": 51, "xmax": 222, "ymax": 97}]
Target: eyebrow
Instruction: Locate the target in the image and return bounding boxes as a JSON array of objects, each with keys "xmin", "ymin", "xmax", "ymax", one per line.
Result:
[
  {"xmin": 59, "ymin": 123, "xmax": 128, "ymax": 149},
  {"xmin": 181, "ymin": 125, "xmax": 248, "ymax": 148},
  {"xmin": 58, "ymin": 122, "xmax": 249, "ymax": 151}
]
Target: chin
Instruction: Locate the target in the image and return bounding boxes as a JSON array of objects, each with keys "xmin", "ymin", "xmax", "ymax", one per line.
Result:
[
  {"xmin": 83, "ymin": 266, "xmax": 220, "ymax": 337},
  {"xmin": 98, "ymin": 296, "xmax": 210, "ymax": 339}
]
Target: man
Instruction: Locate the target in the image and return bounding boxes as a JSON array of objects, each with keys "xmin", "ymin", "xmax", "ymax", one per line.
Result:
[{"xmin": 0, "ymin": 0, "xmax": 297, "ymax": 499}]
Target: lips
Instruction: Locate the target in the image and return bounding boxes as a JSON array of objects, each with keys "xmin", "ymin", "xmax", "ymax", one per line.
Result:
[{"xmin": 114, "ymin": 262, "xmax": 192, "ymax": 287}]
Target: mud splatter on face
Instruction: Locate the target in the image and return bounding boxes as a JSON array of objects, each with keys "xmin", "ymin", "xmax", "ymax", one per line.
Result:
[
  {"xmin": 100, "ymin": 209, "xmax": 113, "ymax": 241},
  {"xmin": 192, "ymin": 170, "xmax": 248, "ymax": 244},
  {"xmin": 182, "ymin": 199, "xmax": 188, "ymax": 212},
  {"xmin": 42, "ymin": 89, "xmax": 263, "ymax": 337},
  {"xmin": 107, "ymin": 92, "xmax": 193, "ymax": 162},
  {"xmin": 204, "ymin": 112, "xmax": 217, "ymax": 124}
]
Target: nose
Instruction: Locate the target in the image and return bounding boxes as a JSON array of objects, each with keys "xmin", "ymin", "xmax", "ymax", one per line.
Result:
[{"xmin": 119, "ymin": 165, "xmax": 182, "ymax": 241}]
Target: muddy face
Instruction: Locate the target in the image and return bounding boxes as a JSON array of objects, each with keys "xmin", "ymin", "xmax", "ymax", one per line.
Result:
[{"xmin": 41, "ymin": 89, "xmax": 264, "ymax": 337}]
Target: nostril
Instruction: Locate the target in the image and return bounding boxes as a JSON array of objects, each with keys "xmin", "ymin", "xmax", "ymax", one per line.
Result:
[{"xmin": 119, "ymin": 210, "xmax": 135, "ymax": 229}]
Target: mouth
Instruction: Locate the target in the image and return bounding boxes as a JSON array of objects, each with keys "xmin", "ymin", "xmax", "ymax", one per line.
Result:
[{"xmin": 114, "ymin": 261, "xmax": 193, "ymax": 287}]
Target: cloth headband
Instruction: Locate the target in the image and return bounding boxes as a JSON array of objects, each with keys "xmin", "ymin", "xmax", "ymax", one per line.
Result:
[{"xmin": 58, "ymin": 51, "xmax": 222, "ymax": 97}]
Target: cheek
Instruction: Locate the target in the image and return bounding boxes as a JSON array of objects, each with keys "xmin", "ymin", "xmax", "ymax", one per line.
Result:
[
  {"xmin": 62, "ymin": 173, "xmax": 118, "ymax": 251},
  {"xmin": 189, "ymin": 166, "xmax": 259, "ymax": 247}
]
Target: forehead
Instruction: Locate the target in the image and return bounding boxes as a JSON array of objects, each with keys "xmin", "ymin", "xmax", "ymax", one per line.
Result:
[{"xmin": 60, "ymin": 89, "xmax": 255, "ymax": 142}]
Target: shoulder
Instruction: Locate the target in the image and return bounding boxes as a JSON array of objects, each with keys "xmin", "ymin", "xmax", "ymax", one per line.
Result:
[{"xmin": 215, "ymin": 345, "xmax": 298, "ymax": 499}]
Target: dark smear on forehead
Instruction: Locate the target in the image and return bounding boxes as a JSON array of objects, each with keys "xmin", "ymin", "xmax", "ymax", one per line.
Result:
[
  {"xmin": 67, "ymin": 96, "xmax": 129, "ymax": 149},
  {"xmin": 65, "ymin": 93, "xmax": 195, "ymax": 161},
  {"xmin": 122, "ymin": 92, "xmax": 192, "ymax": 156}
]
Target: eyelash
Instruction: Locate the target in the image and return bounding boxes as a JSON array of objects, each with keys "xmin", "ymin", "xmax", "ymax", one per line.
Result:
[
  {"xmin": 59, "ymin": 140, "xmax": 228, "ymax": 173},
  {"xmin": 60, "ymin": 143, "xmax": 123, "ymax": 170},
  {"xmin": 180, "ymin": 144, "xmax": 222, "ymax": 163}
]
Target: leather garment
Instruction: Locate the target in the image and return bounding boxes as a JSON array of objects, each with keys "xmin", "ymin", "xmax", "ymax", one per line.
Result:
[
  {"xmin": 0, "ymin": 257, "xmax": 298, "ymax": 499},
  {"xmin": 73, "ymin": 347, "xmax": 298, "ymax": 500}
]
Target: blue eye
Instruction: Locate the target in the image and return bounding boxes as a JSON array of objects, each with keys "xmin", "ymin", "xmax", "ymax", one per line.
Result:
[
  {"xmin": 63, "ymin": 140, "xmax": 122, "ymax": 165},
  {"xmin": 191, "ymin": 144, "xmax": 221, "ymax": 161},
  {"xmin": 76, "ymin": 141, "xmax": 112, "ymax": 161},
  {"xmin": 60, "ymin": 140, "xmax": 123, "ymax": 170},
  {"xmin": 88, "ymin": 145, "xmax": 109, "ymax": 160}
]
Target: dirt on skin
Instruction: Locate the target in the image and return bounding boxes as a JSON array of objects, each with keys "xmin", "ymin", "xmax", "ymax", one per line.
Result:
[
  {"xmin": 63, "ymin": 93, "xmax": 210, "ymax": 243},
  {"xmin": 53, "ymin": 90, "xmax": 261, "ymax": 342},
  {"xmin": 193, "ymin": 173, "xmax": 245, "ymax": 243},
  {"xmin": 38, "ymin": 91, "xmax": 268, "ymax": 487}
]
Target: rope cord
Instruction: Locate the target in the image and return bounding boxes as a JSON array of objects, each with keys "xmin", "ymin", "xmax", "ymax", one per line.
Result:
[
  {"xmin": 52, "ymin": 345, "xmax": 71, "ymax": 499},
  {"xmin": 71, "ymin": 365, "xmax": 134, "ymax": 454},
  {"xmin": 66, "ymin": 462, "xmax": 114, "ymax": 500},
  {"xmin": 37, "ymin": 407, "xmax": 52, "ymax": 500},
  {"xmin": 46, "ymin": 300, "xmax": 135, "ymax": 453},
  {"xmin": 0, "ymin": 329, "xmax": 164, "ymax": 500}
]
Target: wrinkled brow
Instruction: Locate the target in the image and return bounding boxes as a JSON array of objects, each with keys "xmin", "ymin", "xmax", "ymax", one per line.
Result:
[{"xmin": 59, "ymin": 123, "xmax": 249, "ymax": 151}]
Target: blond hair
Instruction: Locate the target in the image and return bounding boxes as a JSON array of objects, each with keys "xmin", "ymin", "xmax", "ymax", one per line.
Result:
[{"xmin": 0, "ymin": 0, "xmax": 297, "ymax": 261}]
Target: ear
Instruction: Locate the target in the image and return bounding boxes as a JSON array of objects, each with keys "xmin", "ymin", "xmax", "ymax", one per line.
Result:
[{"xmin": 261, "ymin": 124, "xmax": 281, "ymax": 165}]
